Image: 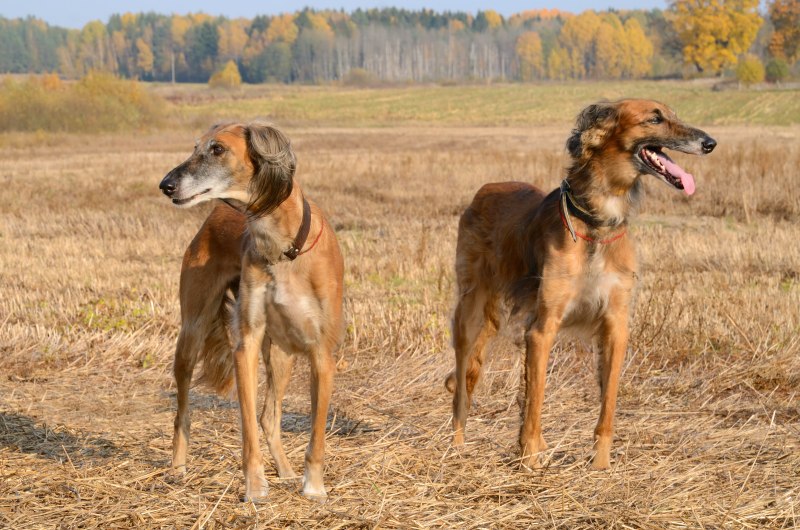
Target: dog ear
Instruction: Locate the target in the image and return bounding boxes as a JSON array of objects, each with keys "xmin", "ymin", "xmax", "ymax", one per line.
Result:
[
  {"xmin": 245, "ymin": 122, "xmax": 296, "ymax": 217},
  {"xmin": 566, "ymin": 102, "xmax": 619, "ymax": 159}
]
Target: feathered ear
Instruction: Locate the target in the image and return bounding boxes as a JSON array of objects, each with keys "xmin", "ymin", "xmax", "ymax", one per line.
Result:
[
  {"xmin": 245, "ymin": 122, "xmax": 296, "ymax": 217},
  {"xmin": 566, "ymin": 102, "xmax": 619, "ymax": 159}
]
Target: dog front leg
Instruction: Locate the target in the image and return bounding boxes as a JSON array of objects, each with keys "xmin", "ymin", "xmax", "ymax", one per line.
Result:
[
  {"xmin": 519, "ymin": 316, "xmax": 559, "ymax": 469},
  {"xmin": 593, "ymin": 293, "xmax": 630, "ymax": 470},
  {"xmin": 303, "ymin": 347, "xmax": 335, "ymax": 501},
  {"xmin": 234, "ymin": 273, "xmax": 269, "ymax": 502}
]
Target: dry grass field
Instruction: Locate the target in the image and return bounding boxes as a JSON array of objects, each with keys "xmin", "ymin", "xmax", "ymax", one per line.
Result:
[{"xmin": 1, "ymin": 85, "xmax": 799, "ymax": 528}]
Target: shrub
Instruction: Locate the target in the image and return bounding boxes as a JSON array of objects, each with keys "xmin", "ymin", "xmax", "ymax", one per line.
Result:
[
  {"xmin": 765, "ymin": 58, "xmax": 790, "ymax": 83},
  {"xmin": 0, "ymin": 72, "xmax": 166, "ymax": 132},
  {"xmin": 342, "ymin": 68, "xmax": 376, "ymax": 87},
  {"xmin": 735, "ymin": 55, "xmax": 765, "ymax": 86},
  {"xmin": 209, "ymin": 60, "xmax": 242, "ymax": 89}
]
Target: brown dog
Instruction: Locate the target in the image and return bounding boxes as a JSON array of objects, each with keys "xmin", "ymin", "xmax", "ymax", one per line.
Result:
[
  {"xmin": 159, "ymin": 123, "xmax": 343, "ymax": 501},
  {"xmin": 445, "ymin": 99, "xmax": 716, "ymax": 469}
]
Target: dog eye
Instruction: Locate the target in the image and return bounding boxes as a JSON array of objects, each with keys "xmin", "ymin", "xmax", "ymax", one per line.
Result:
[
  {"xmin": 649, "ymin": 115, "xmax": 663, "ymax": 125},
  {"xmin": 211, "ymin": 144, "xmax": 225, "ymax": 156}
]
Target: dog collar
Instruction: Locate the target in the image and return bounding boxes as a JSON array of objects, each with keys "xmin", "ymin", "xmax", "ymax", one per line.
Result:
[
  {"xmin": 283, "ymin": 197, "xmax": 312, "ymax": 260},
  {"xmin": 560, "ymin": 180, "xmax": 626, "ymax": 245},
  {"xmin": 219, "ymin": 196, "xmax": 322, "ymax": 260}
]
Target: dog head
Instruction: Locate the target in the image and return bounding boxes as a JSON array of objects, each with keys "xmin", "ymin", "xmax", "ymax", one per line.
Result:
[
  {"xmin": 567, "ymin": 99, "xmax": 716, "ymax": 195},
  {"xmin": 159, "ymin": 122, "xmax": 295, "ymax": 215}
]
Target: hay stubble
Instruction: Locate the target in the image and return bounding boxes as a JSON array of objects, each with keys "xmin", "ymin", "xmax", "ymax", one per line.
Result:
[{"xmin": 1, "ymin": 124, "xmax": 798, "ymax": 528}]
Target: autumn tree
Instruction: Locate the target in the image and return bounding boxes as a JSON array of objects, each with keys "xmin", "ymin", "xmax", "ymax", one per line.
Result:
[
  {"xmin": 552, "ymin": 11, "xmax": 653, "ymax": 79},
  {"xmin": 670, "ymin": 0, "xmax": 763, "ymax": 74},
  {"xmin": 135, "ymin": 38, "xmax": 154, "ymax": 78},
  {"xmin": 593, "ymin": 17, "xmax": 626, "ymax": 78},
  {"xmin": 266, "ymin": 13, "xmax": 299, "ymax": 44},
  {"xmin": 3, "ymin": 7, "xmax": 683, "ymax": 83},
  {"xmin": 185, "ymin": 20, "xmax": 219, "ymax": 81},
  {"xmin": 209, "ymin": 59, "xmax": 242, "ymax": 88},
  {"xmin": 624, "ymin": 18, "xmax": 654, "ymax": 78},
  {"xmin": 217, "ymin": 18, "xmax": 248, "ymax": 62},
  {"xmin": 765, "ymin": 57, "xmax": 789, "ymax": 82},
  {"xmin": 516, "ymin": 31, "xmax": 544, "ymax": 80},
  {"xmin": 78, "ymin": 20, "xmax": 116, "ymax": 73},
  {"xmin": 735, "ymin": 54, "xmax": 765, "ymax": 85},
  {"xmin": 546, "ymin": 45, "xmax": 571, "ymax": 80},
  {"xmin": 557, "ymin": 11, "xmax": 600, "ymax": 78},
  {"xmin": 472, "ymin": 10, "xmax": 503, "ymax": 31},
  {"xmin": 768, "ymin": 0, "xmax": 800, "ymax": 62}
]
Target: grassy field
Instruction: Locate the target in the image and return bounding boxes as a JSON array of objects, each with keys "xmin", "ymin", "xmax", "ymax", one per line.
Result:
[
  {"xmin": 152, "ymin": 80, "xmax": 800, "ymax": 128},
  {"xmin": 1, "ymin": 82, "xmax": 799, "ymax": 528}
]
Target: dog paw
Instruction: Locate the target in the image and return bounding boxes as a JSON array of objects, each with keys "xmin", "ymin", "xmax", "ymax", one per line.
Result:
[
  {"xmin": 520, "ymin": 453, "xmax": 543, "ymax": 470},
  {"xmin": 301, "ymin": 482, "xmax": 327, "ymax": 502},
  {"xmin": 452, "ymin": 431, "xmax": 465, "ymax": 447},
  {"xmin": 591, "ymin": 436, "xmax": 612, "ymax": 470},
  {"xmin": 243, "ymin": 474, "xmax": 269, "ymax": 503},
  {"xmin": 241, "ymin": 492, "xmax": 270, "ymax": 504},
  {"xmin": 164, "ymin": 465, "xmax": 187, "ymax": 485}
]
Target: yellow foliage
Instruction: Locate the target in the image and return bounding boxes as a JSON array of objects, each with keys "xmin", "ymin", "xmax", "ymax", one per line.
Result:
[
  {"xmin": 190, "ymin": 13, "xmax": 212, "ymax": 25},
  {"xmin": 559, "ymin": 11, "xmax": 601, "ymax": 57},
  {"xmin": 217, "ymin": 19, "xmax": 249, "ymax": 60},
  {"xmin": 483, "ymin": 10, "xmax": 503, "ymax": 29},
  {"xmin": 0, "ymin": 72, "xmax": 165, "ymax": 132},
  {"xmin": 509, "ymin": 9, "xmax": 568, "ymax": 25},
  {"xmin": 768, "ymin": 0, "xmax": 800, "ymax": 62},
  {"xmin": 170, "ymin": 16, "xmax": 191, "ymax": 47},
  {"xmin": 449, "ymin": 19, "xmax": 465, "ymax": 32},
  {"xmin": 554, "ymin": 11, "xmax": 652, "ymax": 79},
  {"xmin": 671, "ymin": 0, "xmax": 763, "ymax": 74},
  {"xmin": 120, "ymin": 12, "xmax": 138, "ymax": 29},
  {"xmin": 736, "ymin": 54, "xmax": 765, "ymax": 85},
  {"xmin": 516, "ymin": 32, "xmax": 544, "ymax": 81},
  {"xmin": 546, "ymin": 45, "xmax": 571, "ymax": 80},
  {"xmin": 40, "ymin": 73, "xmax": 62, "ymax": 91},
  {"xmin": 624, "ymin": 18, "xmax": 654, "ymax": 78},
  {"xmin": 266, "ymin": 14, "xmax": 299, "ymax": 44},
  {"xmin": 135, "ymin": 38, "xmax": 154, "ymax": 76},
  {"xmin": 208, "ymin": 60, "xmax": 242, "ymax": 89}
]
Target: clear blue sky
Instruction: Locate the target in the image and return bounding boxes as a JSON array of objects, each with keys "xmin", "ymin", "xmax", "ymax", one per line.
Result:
[{"xmin": 1, "ymin": 0, "xmax": 667, "ymax": 29}]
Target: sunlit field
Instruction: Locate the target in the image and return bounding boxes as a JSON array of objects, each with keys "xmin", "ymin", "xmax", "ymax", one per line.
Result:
[
  {"xmin": 152, "ymin": 80, "xmax": 800, "ymax": 127},
  {"xmin": 1, "ymin": 82, "xmax": 798, "ymax": 528}
]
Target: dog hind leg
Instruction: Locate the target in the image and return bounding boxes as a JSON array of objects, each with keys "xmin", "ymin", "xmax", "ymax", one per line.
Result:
[
  {"xmin": 172, "ymin": 327, "xmax": 200, "ymax": 474},
  {"xmin": 450, "ymin": 286, "xmax": 497, "ymax": 446}
]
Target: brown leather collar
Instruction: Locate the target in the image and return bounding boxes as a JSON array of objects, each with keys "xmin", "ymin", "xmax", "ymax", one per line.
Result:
[
  {"xmin": 283, "ymin": 197, "xmax": 311, "ymax": 260},
  {"xmin": 219, "ymin": 196, "xmax": 313, "ymax": 261}
]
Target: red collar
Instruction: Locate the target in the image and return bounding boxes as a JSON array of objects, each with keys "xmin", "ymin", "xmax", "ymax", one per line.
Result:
[
  {"xmin": 294, "ymin": 214, "xmax": 325, "ymax": 258},
  {"xmin": 559, "ymin": 202, "xmax": 626, "ymax": 245}
]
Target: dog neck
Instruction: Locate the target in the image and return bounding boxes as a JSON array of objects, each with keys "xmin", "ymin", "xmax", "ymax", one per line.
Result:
[
  {"xmin": 245, "ymin": 186, "xmax": 307, "ymax": 263},
  {"xmin": 565, "ymin": 164, "xmax": 642, "ymax": 228}
]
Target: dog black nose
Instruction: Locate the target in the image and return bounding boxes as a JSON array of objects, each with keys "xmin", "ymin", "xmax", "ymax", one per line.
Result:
[
  {"xmin": 701, "ymin": 137, "xmax": 717, "ymax": 154},
  {"xmin": 159, "ymin": 176, "xmax": 177, "ymax": 197}
]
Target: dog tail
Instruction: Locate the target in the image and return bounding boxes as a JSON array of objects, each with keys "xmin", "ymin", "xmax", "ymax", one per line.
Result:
[{"xmin": 196, "ymin": 288, "xmax": 237, "ymax": 397}]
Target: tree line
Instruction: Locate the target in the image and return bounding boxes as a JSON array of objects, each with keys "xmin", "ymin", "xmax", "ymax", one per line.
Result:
[{"xmin": 0, "ymin": 3, "xmax": 796, "ymax": 84}]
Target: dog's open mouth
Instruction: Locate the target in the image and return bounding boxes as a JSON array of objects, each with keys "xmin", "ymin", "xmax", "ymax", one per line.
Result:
[
  {"xmin": 172, "ymin": 188, "xmax": 211, "ymax": 205},
  {"xmin": 638, "ymin": 147, "xmax": 695, "ymax": 196}
]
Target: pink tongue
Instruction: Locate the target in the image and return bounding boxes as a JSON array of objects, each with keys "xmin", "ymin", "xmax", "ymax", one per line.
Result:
[{"xmin": 657, "ymin": 153, "xmax": 695, "ymax": 196}]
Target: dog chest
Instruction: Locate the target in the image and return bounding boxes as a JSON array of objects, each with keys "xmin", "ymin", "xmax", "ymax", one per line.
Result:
[
  {"xmin": 262, "ymin": 278, "xmax": 322, "ymax": 354},
  {"xmin": 561, "ymin": 251, "xmax": 625, "ymax": 332}
]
